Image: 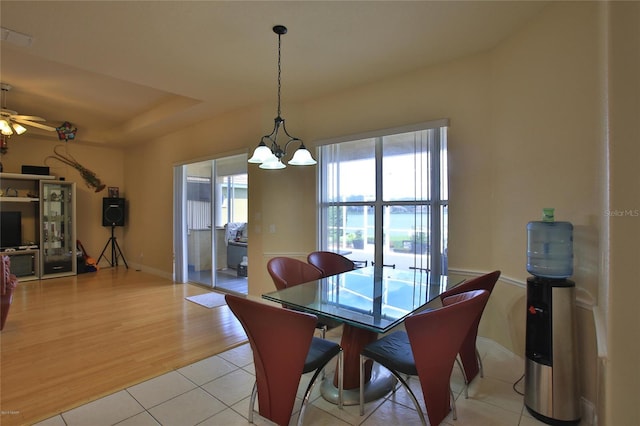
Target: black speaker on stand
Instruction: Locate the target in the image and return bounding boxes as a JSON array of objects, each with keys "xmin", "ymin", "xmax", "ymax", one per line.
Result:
[
  {"xmin": 98, "ymin": 198, "xmax": 128, "ymax": 268},
  {"xmin": 102, "ymin": 197, "xmax": 125, "ymax": 227}
]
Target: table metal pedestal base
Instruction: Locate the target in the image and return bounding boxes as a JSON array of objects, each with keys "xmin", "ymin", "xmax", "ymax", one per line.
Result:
[{"xmin": 321, "ymin": 364, "xmax": 397, "ymax": 406}]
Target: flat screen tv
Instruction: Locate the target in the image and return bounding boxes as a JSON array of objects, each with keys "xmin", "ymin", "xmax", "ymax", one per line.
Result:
[{"xmin": 0, "ymin": 211, "xmax": 22, "ymax": 249}]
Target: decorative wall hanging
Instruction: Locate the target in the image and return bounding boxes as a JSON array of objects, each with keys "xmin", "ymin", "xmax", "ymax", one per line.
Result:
[
  {"xmin": 45, "ymin": 145, "xmax": 106, "ymax": 192},
  {"xmin": 56, "ymin": 121, "xmax": 77, "ymax": 141},
  {"xmin": 108, "ymin": 187, "xmax": 119, "ymax": 198}
]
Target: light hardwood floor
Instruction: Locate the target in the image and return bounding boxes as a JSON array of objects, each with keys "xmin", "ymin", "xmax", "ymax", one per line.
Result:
[{"xmin": 0, "ymin": 268, "xmax": 247, "ymax": 426}]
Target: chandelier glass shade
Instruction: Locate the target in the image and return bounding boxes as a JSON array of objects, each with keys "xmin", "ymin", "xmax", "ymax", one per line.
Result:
[{"xmin": 248, "ymin": 25, "xmax": 316, "ymax": 169}]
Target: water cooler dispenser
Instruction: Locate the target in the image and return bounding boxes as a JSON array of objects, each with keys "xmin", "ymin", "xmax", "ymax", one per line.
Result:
[{"xmin": 524, "ymin": 209, "xmax": 580, "ymax": 425}]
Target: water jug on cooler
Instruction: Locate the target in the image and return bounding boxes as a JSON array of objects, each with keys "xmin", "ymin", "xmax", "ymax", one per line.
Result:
[
  {"xmin": 527, "ymin": 208, "xmax": 573, "ymax": 279},
  {"xmin": 524, "ymin": 208, "xmax": 580, "ymax": 425}
]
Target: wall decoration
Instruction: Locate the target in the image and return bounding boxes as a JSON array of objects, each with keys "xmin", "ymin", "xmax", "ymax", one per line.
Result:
[
  {"xmin": 45, "ymin": 145, "xmax": 106, "ymax": 192},
  {"xmin": 108, "ymin": 187, "xmax": 119, "ymax": 198},
  {"xmin": 56, "ymin": 121, "xmax": 77, "ymax": 141}
]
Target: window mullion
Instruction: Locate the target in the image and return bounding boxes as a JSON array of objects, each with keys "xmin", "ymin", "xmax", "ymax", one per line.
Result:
[
  {"xmin": 430, "ymin": 129, "xmax": 442, "ymax": 278},
  {"xmin": 374, "ymin": 137, "xmax": 384, "ymax": 268}
]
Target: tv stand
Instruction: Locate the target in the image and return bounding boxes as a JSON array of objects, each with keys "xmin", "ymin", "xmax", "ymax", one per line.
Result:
[
  {"xmin": 0, "ymin": 172, "xmax": 76, "ymax": 279},
  {"xmin": 0, "ymin": 249, "xmax": 39, "ymax": 281}
]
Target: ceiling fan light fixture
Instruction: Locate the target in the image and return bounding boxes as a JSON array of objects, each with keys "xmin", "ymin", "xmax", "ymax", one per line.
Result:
[
  {"xmin": 12, "ymin": 122, "xmax": 26, "ymax": 135},
  {"xmin": 0, "ymin": 119, "xmax": 13, "ymax": 135},
  {"xmin": 1, "ymin": 82, "xmax": 56, "ymax": 136}
]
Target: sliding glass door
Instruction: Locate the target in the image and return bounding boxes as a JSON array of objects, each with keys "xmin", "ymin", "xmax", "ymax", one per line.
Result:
[{"xmin": 174, "ymin": 154, "xmax": 248, "ymax": 294}]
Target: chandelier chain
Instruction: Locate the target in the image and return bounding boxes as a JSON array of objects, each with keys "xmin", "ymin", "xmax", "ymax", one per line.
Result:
[{"xmin": 277, "ymin": 32, "xmax": 282, "ymax": 118}]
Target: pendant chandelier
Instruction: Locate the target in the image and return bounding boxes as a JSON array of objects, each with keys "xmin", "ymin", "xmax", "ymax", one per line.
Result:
[{"xmin": 248, "ymin": 25, "xmax": 316, "ymax": 170}]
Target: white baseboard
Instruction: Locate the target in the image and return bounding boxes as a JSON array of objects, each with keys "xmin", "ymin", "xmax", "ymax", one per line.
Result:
[{"xmin": 581, "ymin": 397, "xmax": 597, "ymax": 426}]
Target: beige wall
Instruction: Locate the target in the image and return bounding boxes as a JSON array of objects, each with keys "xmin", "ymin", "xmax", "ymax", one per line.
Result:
[
  {"xmin": 5, "ymin": 2, "xmax": 638, "ymax": 423},
  {"xmin": 487, "ymin": 3, "xmax": 604, "ymax": 413},
  {"xmin": 248, "ymin": 157, "xmax": 318, "ymax": 296},
  {"xmin": 490, "ymin": 1, "xmax": 602, "ymax": 290}
]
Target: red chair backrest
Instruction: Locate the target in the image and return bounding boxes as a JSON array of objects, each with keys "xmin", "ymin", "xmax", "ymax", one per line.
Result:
[
  {"xmin": 438, "ymin": 271, "xmax": 501, "ymax": 382},
  {"xmin": 225, "ymin": 294, "xmax": 317, "ymax": 426},
  {"xmin": 1, "ymin": 255, "xmax": 18, "ymax": 296},
  {"xmin": 439, "ymin": 270, "xmax": 501, "ymax": 302},
  {"xmin": 404, "ymin": 289, "xmax": 490, "ymax": 426},
  {"xmin": 307, "ymin": 251, "xmax": 355, "ymax": 277},
  {"xmin": 267, "ymin": 257, "xmax": 323, "ymax": 290}
]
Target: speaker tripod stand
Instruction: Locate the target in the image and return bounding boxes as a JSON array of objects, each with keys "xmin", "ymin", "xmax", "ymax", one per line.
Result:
[{"xmin": 98, "ymin": 225, "xmax": 128, "ymax": 268}]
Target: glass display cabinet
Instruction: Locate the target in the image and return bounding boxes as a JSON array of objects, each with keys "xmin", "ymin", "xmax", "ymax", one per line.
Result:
[{"xmin": 40, "ymin": 181, "xmax": 76, "ymax": 278}]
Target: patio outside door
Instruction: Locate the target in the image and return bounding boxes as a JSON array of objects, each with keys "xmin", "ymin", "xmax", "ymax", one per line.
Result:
[{"xmin": 175, "ymin": 155, "xmax": 248, "ymax": 294}]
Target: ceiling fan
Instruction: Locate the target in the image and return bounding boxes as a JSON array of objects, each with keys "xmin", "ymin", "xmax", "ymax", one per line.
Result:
[{"xmin": 0, "ymin": 83, "xmax": 56, "ymax": 136}]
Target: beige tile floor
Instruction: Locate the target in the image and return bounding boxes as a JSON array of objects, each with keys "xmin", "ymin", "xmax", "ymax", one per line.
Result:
[{"xmin": 34, "ymin": 330, "xmax": 558, "ymax": 426}]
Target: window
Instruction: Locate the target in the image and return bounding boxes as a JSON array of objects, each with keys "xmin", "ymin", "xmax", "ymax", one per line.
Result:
[{"xmin": 318, "ymin": 120, "xmax": 448, "ymax": 276}]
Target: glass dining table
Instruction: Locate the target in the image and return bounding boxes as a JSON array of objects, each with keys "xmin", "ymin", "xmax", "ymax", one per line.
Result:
[{"xmin": 262, "ymin": 265, "xmax": 466, "ymax": 405}]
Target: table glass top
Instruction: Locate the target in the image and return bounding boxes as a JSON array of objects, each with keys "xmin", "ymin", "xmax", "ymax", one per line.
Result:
[{"xmin": 262, "ymin": 266, "xmax": 466, "ymax": 333}]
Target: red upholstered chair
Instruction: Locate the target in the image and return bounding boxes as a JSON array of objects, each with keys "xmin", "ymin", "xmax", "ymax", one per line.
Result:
[
  {"xmin": 307, "ymin": 251, "xmax": 355, "ymax": 277},
  {"xmin": 438, "ymin": 270, "xmax": 501, "ymax": 390},
  {"xmin": 267, "ymin": 257, "xmax": 324, "ymax": 289},
  {"xmin": 267, "ymin": 256, "xmax": 340, "ymax": 338},
  {"xmin": 1, "ymin": 255, "xmax": 19, "ymax": 330},
  {"xmin": 225, "ymin": 294, "xmax": 343, "ymax": 426},
  {"xmin": 359, "ymin": 290, "xmax": 490, "ymax": 426}
]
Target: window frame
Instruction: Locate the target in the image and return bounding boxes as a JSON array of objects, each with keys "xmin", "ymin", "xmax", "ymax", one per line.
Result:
[{"xmin": 316, "ymin": 119, "xmax": 449, "ymax": 277}]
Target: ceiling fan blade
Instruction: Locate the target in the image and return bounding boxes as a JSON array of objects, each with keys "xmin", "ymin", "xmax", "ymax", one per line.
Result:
[
  {"xmin": 13, "ymin": 118, "xmax": 56, "ymax": 131},
  {"xmin": 12, "ymin": 114, "xmax": 46, "ymax": 121}
]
